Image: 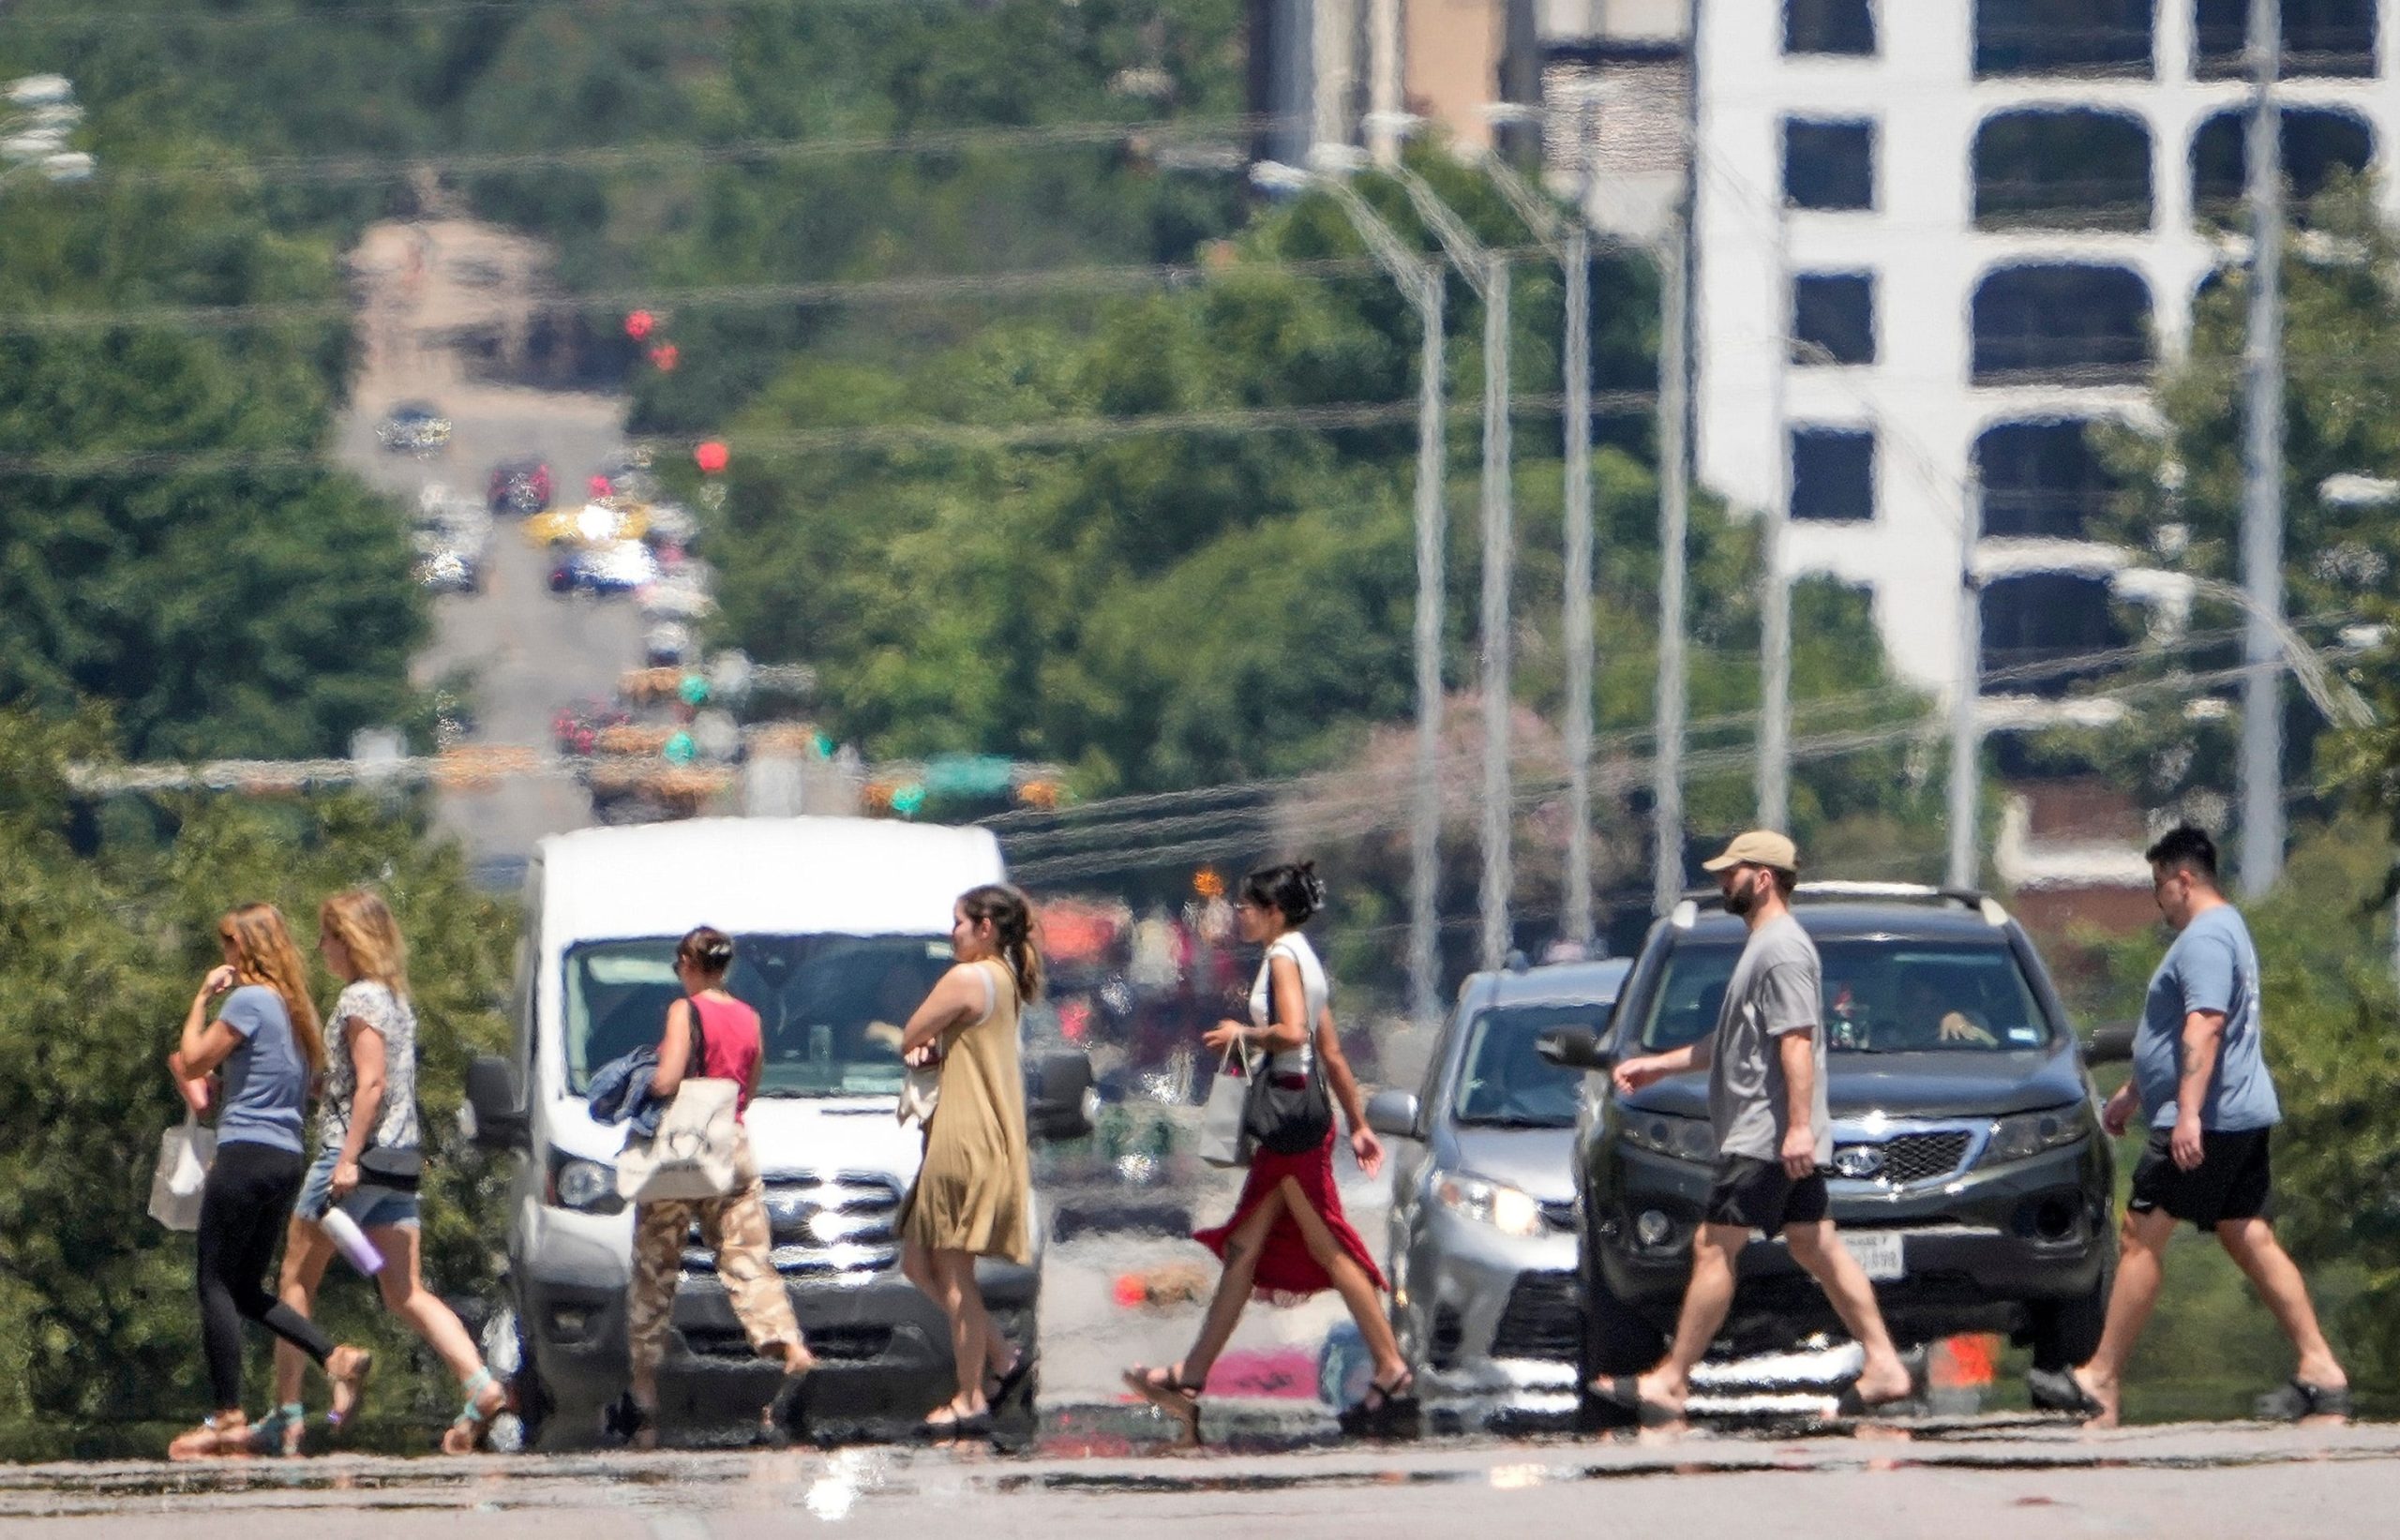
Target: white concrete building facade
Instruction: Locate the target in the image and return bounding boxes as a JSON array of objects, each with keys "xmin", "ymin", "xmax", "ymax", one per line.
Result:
[{"xmin": 1691, "ymin": 0, "xmax": 2400, "ymax": 702}]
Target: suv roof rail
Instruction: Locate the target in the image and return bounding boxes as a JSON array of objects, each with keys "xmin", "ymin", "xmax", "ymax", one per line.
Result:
[{"xmin": 1671, "ymin": 882, "xmax": 2010, "ymax": 929}]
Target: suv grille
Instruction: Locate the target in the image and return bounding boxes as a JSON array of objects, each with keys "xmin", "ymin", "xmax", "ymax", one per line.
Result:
[
  {"xmin": 681, "ymin": 1170, "xmax": 903, "ymax": 1277},
  {"xmin": 1489, "ymin": 1271, "xmax": 1582, "ymax": 1363},
  {"xmin": 1834, "ymin": 1131, "xmax": 1972, "ymax": 1188},
  {"xmin": 1538, "ymin": 1198, "xmax": 1578, "ymax": 1234}
]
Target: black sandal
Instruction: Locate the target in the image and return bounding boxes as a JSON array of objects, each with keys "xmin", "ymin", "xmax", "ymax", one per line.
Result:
[
  {"xmin": 1339, "ymin": 1370, "xmax": 1421, "ymax": 1439},
  {"xmin": 2256, "ymin": 1378, "xmax": 2353, "ymax": 1421},
  {"xmin": 2025, "ymin": 1367, "xmax": 2108, "ymax": 1420},
  {"xmin": 1832, "ymin": 1383, "xmax": 1921, "ymax": 1419},
  {"xmin": 1121, "ymin": 1363, "xmax": 1205, "ymax": 1440},
  {"xmin": 987, "ymin": 1350, "xmax": 1038, "ymax": 1410},
  {"xmin": 1586, "ymin": 1374, "xmax": 1684, "ymax": 1428}
]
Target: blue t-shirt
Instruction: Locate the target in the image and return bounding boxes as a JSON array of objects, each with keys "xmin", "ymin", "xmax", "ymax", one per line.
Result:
[
  {"xmin": 216, "ymin": 983, "xmax": 309, "ymax": 1153},
  {"xmin": 2132, "ymin": 905, "xmax": 2281, "ymax": 1132}
]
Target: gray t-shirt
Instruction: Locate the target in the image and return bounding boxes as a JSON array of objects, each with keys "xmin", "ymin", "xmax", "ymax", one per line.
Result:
[
  {"xmin": 318, "ymin": 979, "xmax": 423, "ymax": 1153},
  {"xmin": 1706, "ymin": 915, "xmax": 1832, "ymax": 1165},
  {"xmin": 217, "ymin": 983, "xmax": 308, "ymax": 1154},
  {"xmin": 2134, "ymin": 904, "xmax": 2281, "ymax": 1132}
]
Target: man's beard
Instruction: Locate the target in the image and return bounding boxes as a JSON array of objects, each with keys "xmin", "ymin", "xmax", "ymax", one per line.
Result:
[{"xmin": 1723, "ymin": 882, "xmax": 1756, "ymax": 918}]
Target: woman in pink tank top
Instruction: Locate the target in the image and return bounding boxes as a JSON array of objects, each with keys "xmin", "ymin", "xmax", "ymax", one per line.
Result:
[{"xmin": 619, "ymin": 927, "xmax": 813, "ymax": 1447}]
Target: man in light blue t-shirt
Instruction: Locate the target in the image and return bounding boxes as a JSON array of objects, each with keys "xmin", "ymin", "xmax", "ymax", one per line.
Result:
[{"xmin": 2031, "ymin": 826, "xmax": 2348, "ymax": 1426}]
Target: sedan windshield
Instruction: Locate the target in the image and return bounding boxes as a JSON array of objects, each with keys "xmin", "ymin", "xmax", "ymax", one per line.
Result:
[
  {"xmin": 1635, "ymin": 938, "xmax": 2052, "ymax": 1054},
  {"xmin": 563, "ymin": 934, "xmax": 956, "ymax": 1098},
  {"xmin": 1453, "ymin": 1002, "xmax": 1615, "ymax": 1128}
]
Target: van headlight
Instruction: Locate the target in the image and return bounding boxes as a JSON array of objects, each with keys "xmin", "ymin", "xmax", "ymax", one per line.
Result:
[
  {"xmin": 548, "ymin": 1154, "xmax": 624, "ymax": 1214},
  {"xmin": 1985, "ymin": 1103, "xmax": 2092, "ymax": 1165},
  {"xmin": 1621, "ymin": 1110, "xmax": 1716, "ymax": 1164},
  {"xmin": 1432, "ymin": 1172, "xmax": 1544, "ymax": 1238}
]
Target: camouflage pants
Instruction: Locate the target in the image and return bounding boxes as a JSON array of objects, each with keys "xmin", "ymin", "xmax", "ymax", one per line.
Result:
[{"xmin": 627, "ymin": 1176, "xmax": 802, "ymax": 1379}]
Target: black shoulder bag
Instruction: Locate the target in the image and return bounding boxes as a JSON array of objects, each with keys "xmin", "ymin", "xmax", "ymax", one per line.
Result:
[{"xmin": 1242, "ymin": 947, "xmax": 1335, "ymax": 1156}]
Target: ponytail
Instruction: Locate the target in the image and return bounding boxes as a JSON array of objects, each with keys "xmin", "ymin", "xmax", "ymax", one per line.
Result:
[
  {"xmin": 676, "ymin": 925, "xmax": 736, "ymax": 980},
  {"xmin": 1240, "ymin": 860, "xmax": 1327, "ymax": 928},
  {"xmin": 960, "ymin": 883, "xmax": 1043, "ymax": 1002}
]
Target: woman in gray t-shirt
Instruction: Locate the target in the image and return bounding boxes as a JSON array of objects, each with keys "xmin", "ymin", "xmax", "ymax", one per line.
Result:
[{"xmin": 262, "ymin": 890, "xmax": 508, "ymax": 1455}]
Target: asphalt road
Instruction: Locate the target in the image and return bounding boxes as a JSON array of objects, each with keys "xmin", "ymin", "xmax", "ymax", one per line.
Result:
[
  {"xmin": 3, "ymin": 1419, "xmax": 2389, "ymax": 1537},
  {"xmin": 336, "ymin": 217, "xmax": 638, "ymax": 883}
]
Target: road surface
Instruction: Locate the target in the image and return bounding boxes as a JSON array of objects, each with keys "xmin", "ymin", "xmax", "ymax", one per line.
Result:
[
  {"xmin": 2, "ymin": 1417, "xmax": 2388, "ymax": 1537},
  {"xmin": 337, "ymin": 218, "xmax": 639, "ymax": 885}
]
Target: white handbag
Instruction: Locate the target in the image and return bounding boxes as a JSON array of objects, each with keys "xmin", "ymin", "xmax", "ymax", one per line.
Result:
[
  {"xmin": 1198, "ymin": 1042, "xmax": 1253, "ymax": 1168},
  {"xmin": 148, "ymin": 1113, "xmax": 216, "ymax": 1232},
  {"xmin": 897, "ymin": 1056, "xmax": 941, "ymax": 1129},
  {"xmin": 617, "ymin": 1002, "xmax": 745, "ymax": 1203}
]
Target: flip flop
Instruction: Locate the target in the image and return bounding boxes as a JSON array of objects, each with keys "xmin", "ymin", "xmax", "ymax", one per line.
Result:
[
  {"xmin": 1587, "ymin": 1375, "xmax": 1685, "ymax": 1428},
  {"xmin": 2025, "ymin": 1367, "xmax": 2108, "ymax": 1419},
  {"xmin": 1831, "ymin": 1383, "xmax": 1922, "ymax": 1418},
  {"xmin": 2255, "ymin": 1378, "xmax": 2354, "ymax": 1421},
  {"xmin": 1338, "ymin": 1371, "xmax": 1422, "ymax": 1440}
]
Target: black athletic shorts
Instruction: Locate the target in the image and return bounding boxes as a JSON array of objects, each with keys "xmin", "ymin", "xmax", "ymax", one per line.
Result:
[
  {"xmin": 2127, "ymin": 1126, "xmax": 2274, "ymax": 1232},
  {"xmin": 1705, "ymin": 1155, "xmax": 1830, "ymax": 1236}
]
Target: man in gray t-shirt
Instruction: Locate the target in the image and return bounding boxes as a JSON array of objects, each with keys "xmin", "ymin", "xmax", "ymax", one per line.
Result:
[
  {"xmin": 1598, "ymin": 830, "xmax": 1910, "ymax": 1425},
  {"xmin": 2032, "ymin": 825, "xmax": 2349, "ymax": 1427}
]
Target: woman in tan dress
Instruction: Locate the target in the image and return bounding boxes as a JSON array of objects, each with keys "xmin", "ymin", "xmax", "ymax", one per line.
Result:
[{"xmin": 897, "ymin": 883, "xmax": 1041, "ymax": 1439}]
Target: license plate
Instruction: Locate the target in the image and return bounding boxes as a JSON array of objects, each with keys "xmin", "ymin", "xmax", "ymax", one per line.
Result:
[{"xmin": 1841, "ymin": 1230, "xmax": 1904, "ymax": 1281}]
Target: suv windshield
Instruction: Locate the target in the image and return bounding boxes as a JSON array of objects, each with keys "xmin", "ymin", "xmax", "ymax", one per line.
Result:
[
  {"xmin": 564, "ymin": 934, "xmax": 955, "ymax": 1098},
  {"xmin": 1453, "ymin": 1002, "xmax": 1615, "ymax": 1128},
  {"xmin": 1635, "ymin": 937, "xmax": 2052, "ymax": 1054}
]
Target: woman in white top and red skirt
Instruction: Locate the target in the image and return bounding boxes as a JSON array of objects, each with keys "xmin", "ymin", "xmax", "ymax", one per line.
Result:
[{"xmin": 1124, "ymin": 861, "xmax": 1416, "ymax": 1439}]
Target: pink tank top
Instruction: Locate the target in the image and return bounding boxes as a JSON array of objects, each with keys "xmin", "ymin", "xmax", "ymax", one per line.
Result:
[{"xmin": 687, "ymin": 994, "xmax": 762, "ymax": 1115}]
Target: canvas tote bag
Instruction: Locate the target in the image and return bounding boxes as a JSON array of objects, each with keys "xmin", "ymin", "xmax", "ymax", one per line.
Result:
[
  {"xmin": 1197, "ymin": 1040, "xmax": 1253, "ymax": 1168},
  {"xmin": 148, "ymin": 1113, "xmax": 216, "ymax": 1232},
  {"xmin": 616, "ymin": 997, "xmax": 744, "ymax": 1203}
]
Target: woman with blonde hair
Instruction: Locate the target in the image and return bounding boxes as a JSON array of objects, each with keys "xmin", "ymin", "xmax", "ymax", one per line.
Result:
[
  {"xmin": 167, "ymin": 904, "xmax": 372, "ymax": 1459},
  {"xmin": 254, "ymin": 889, "xmax": 509, "ymax": 1455},
  {"xmin": 895, "ymin": 884, "xmax": 1041, "ymax": 1441}
]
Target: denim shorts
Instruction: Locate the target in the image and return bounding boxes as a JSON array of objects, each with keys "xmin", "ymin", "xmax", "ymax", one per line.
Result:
[{"xmin": 296, "ymin": 1144, "xmax": 421, "ymax": 1230}]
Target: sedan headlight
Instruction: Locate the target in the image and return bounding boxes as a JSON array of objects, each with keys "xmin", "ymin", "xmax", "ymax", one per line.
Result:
[
  {"xmin": 1432, "ymin": 1171, "xmax": 1544, "ymax": 1238},
  {"xmin": 548, "ymin": 1154, "xmax": 623, "ymax": 1214},
  {"xmin": 1620, "ymin": 1109, "xmax": 1717, "ymax": 1164},
  {"xmin": 1985, "ymin": 1102, "xmax": 2092, "ymax": 1165}
]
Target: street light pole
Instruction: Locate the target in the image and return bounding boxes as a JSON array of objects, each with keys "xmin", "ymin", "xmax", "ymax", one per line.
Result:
[
  {"xmin": 1267, "ymin": 161, "xmax": 1451, "ymax": 1023},
  {"xmin": 1394, "ymin": 166, "xmax": 1516, "ymax": 971},
  {"xmin": 2239, "ymin": 0, "xmax": 2288, "ymax": 898},
  {"xmin": 1654, "ymin": 218, "xmax": 1691, "ymax": 915},
  {"xmin": 1481, "ymin": 145, "xmax": 1598, "ymax": 949}
]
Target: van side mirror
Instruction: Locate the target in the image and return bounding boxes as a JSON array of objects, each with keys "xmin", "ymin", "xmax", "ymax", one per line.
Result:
[
  {"xmin": 1537, "ymin": 1026, "xmax": 1616, "ymax": 1074},
  {"xmin": 1027, "ymin": 1051, "xmax": 1097, "ymax": 1142},
  {"xmin": 1364, "ymin": 1088, "xmax": 1420, "ymax": 1141},
  {"xmin": 2084, "ymin": 1022, "xmax": 2137, "ymax": 1067},
  {"xmin": 463, "ymin": 1054, "xmax": 529, "ymax": 1150}
]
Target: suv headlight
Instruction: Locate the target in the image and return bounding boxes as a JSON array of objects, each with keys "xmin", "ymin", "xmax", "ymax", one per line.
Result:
[
  {"xmin": 1432, "ymin": 1172, "xmax": 1544, "ymax": 1238},
  {"xmin": 1621, "ymin": 1110, "xmax": 1716, "ymax": 1164},
  {"xmin": 1985, "ymin": 1103, "xmax": 2092, "ymax": 1165},
  {"xmin": 548, "ymin": 1153, "xmax": 624, "ymax": 1214}
]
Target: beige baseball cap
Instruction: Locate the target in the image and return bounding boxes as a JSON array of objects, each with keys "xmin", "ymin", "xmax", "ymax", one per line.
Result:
[{"xmin": 1701, "ymin": 830, "xmax": 1800, "ymax": 874}]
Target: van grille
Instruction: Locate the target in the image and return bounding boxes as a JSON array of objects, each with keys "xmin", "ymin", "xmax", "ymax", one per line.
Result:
[{"xmin": 681, "ymin": 1170, "xmax": 903, "ymax": 1277}]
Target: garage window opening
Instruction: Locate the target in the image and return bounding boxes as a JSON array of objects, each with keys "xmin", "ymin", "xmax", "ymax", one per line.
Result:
[
  {"xmin": 1792, "ymin": 272, "xmax": 1876, "ymax": 365},
  {"xmin": 1784, "ymin": 119, "xmax": 1876, "ymax": 210},
  {"xmin": 1790, "ymin": 426, "xmax": 1876, "ymax": 521}
]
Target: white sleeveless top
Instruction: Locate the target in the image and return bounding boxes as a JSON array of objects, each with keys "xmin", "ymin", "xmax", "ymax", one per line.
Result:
[{"xmin": 1248, "ymin": 932, "xmax": 1329, "ymax": 1072}]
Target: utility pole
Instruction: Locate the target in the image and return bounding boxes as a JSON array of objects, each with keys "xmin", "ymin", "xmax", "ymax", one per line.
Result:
[
  {"xmin": 1757, "ymin": 202, "xmax": 1792, "ymax": 832},
  {"xmin": 1395, "ymin": 166, "xmax": 1516, "ymax": 970},
  {"xmin": 1947, "ymin": 486, "xmax": 1985, "ymax": 889},
  {"xmin": 1653, "ymin": 218, "xmax": 1691, "ymax": 915},
  {"xmin": 2238, "ymin": 0, "xmax": 2287, "ymax": 899},
  {"xmin": 1482, "ymin": 146, "xmax": 1597, "ymax": 947},
  {"xmin": 1253, "ymin": 158, "xmax": 1449, "ymax": 1021}
]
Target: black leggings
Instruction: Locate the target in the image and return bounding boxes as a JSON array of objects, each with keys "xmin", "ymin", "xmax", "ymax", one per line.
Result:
[{"xmin": 196, "ymin": 1140, "xmax": 336, "ymax": 1409}]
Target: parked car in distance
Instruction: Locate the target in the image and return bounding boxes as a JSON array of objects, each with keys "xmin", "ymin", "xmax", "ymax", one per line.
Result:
[
  {"xmin": 489, "ymin": 457, "xmax": 554, "ymax": 515},
  {"xmin": 1367, "ymin": 957, "xmax": 1629, "ymax": 1405},
  {"xmin": 1542, "ymin": 884, "xmax": 2122, "ymax": 1413},
  {"xmin": 376, "ymin": 399, "xmax": 452, "ymax": 455},
  {"xmin": 412, "ymin": 495, "xmax": 490, "ymax": 594}
]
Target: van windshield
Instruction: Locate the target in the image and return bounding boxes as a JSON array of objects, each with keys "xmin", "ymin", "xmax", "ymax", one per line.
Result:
[
  {"xmin": 563, "ymin": 934, "xmax": 957, "ymax": 1098},
  {"xmin": 1635, "ymin": 939, "xmax": 2052, "ymax": 1054}
]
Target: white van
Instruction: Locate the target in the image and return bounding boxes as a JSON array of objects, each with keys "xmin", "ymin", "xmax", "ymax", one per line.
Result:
[{"xmin": 465, "ymin": 817, "xmax": 1091, "ymax": 1446}]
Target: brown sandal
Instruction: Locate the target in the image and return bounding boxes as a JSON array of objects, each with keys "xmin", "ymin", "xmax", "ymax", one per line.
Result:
[{"xmin": 1121, "ymin": 1363, "xmax": 1205, "ymax": 1440}]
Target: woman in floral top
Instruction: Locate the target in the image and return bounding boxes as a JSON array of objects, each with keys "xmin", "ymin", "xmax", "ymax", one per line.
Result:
[{"xmin": 259, "ymin": 890, "xmax": 510, "ymax": 1454}]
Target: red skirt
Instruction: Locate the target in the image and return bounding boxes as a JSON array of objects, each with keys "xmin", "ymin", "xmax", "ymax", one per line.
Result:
[{"xmin": 1193, "ymin": 1128, "xmax": 1388, "ymax": 1303}]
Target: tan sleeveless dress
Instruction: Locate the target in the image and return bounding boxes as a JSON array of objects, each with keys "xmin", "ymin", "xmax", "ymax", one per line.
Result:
[{"xmin": 897, "ymin": 958, "xmax": 1032, "ymax": 1263}]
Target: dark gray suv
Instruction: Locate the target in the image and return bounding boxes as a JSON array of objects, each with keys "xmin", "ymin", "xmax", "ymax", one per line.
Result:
[{"xmin": 1543, "ymin": 885, "xmax": 2118, "ymax": 1401}]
